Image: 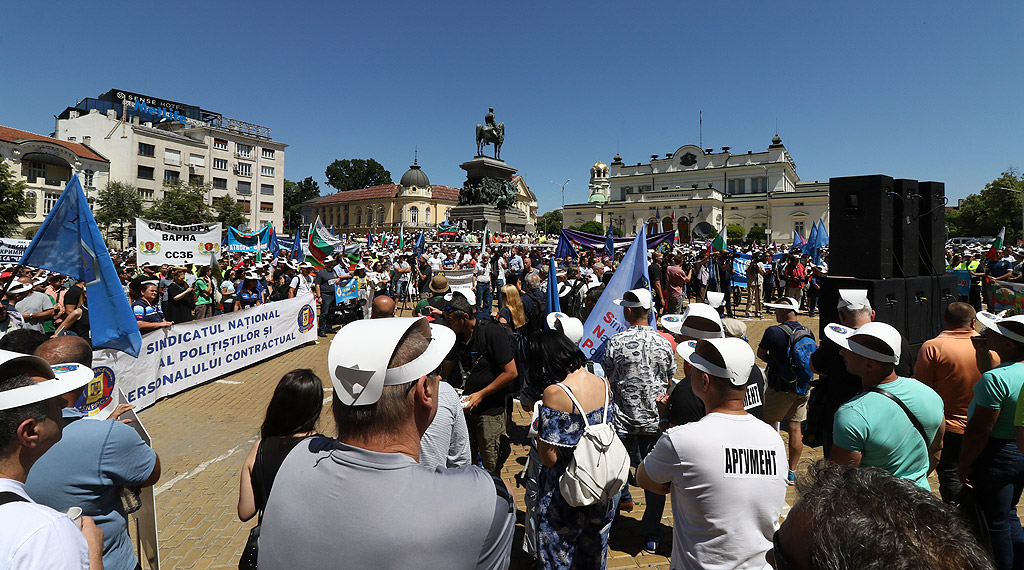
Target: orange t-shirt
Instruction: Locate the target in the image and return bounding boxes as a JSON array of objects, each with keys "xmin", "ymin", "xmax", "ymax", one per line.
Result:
[{"xmin": 914, "ymin": 329, "xmax": 999, "ymax": 434}]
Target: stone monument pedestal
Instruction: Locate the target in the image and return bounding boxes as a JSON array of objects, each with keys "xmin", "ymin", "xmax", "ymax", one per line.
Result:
[{"xmin": 452, "ymin": 156, "xmax": 534, "ymax": 233}]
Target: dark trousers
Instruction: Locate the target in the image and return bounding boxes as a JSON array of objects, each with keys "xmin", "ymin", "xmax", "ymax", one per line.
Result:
[
  {"xmin": 937, "ymin": 430, "xmax": 964, "ymax": 503},
  {"xmin": 973, "ymin": 439, "xmax": 1024, "ymax": 570},
  {"xmin": 971, "ymin": 285, "xmax": 984, "ymax": 311},
  {"xmin": 806, "ymin": 290, "xmax": 820, "ymax": 316},
  {"xmin": 616, "ymin": 432, "xmax": 665, "ymax": 540},
  {"xmin": 318, "ymin": 296, "xmax": 335, "ymax": 334}
]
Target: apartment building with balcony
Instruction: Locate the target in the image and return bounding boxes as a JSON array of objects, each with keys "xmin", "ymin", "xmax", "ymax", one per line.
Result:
[
  {"xmin": 0, "ymin": 125, "xmax": 110, "ymax": 239},
  {"xmin": 54, "ymin": 89, "xmax": 286, "ymax": 234}
]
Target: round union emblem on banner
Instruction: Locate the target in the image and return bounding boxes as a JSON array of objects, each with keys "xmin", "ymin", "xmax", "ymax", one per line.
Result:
[
  {"xmin": 297, "ymin": 304, "xmax": 315, "ymax": 333},
  {"xmin": 198, "ymin": 242, "xmax": 220, "ymax": 254},
  {"xmin": 75, "ymin": 366, "xmax": 116, "ymax": 416},
  {"xmin": 140, "ymin": 241, "xmax": 160, "ymax": 255}
]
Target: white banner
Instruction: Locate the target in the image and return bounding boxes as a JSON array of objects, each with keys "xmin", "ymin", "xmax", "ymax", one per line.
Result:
[
  {"xmin": 442, "ymin": 268, "xmax": 474, "ymax": 289},
  {"xmin": 135, "ymin": 218, "xmax": 222, "ymax": 265},
  {"xmin": 93, "ymin": 294, "xmax": 318, "ymax": 411},
  {"xmin": 0, "ymin": 238, "xmax": 30, "ymax": 263}
]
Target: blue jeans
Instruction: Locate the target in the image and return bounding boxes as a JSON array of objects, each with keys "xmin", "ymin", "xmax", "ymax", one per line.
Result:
[
  {"xmin": 617, "ymin": 432, "xmax": 666, "ymax": 541},
  {"xmin": 476, "ymin": 282, "xmax": 493, "ymax": 312},
  {"xmin": 973, "ymin": 439, "xmax": 1024, "ymax": 569}
]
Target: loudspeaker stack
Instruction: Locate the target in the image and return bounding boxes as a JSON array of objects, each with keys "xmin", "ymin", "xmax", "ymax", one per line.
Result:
[{"xmin": 823, "ymin": 175, "xmax": 951, "ymax": 347}]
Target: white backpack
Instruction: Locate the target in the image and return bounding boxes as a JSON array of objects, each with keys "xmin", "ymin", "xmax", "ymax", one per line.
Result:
[{"xmin": 556, "ymin": 379, "xmax": 630, "ymax": 507}]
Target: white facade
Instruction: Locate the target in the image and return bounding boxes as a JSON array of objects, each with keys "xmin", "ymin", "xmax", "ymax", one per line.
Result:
[
  {"xmin": 566, "ymin": 135, "xmax": 829, "ymax": 242},
  {"xmin": 0, "ymin": 125, "xmax": 110, "ymax": 238},
  {"xmin": 54, "ymin": 95, "xmax": 286, "ymax": 232}
]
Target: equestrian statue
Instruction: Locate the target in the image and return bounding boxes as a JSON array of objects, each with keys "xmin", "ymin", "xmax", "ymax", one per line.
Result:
[{"xmin": 475, "ymin": 107, "xmax": 504, "ymax": 160}]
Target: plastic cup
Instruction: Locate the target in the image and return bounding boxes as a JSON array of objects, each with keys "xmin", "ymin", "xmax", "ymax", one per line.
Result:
[{"xmin": 66, "ymin": 507, "xmax": 83, "ymax": 529}]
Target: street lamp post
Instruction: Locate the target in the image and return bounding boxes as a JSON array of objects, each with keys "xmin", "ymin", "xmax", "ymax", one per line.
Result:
[
  {"xmin": 759, "ymin": 165, "xmax": 771, "ymax": 243},
  {"xmin": 616, "ymin": 215, "xmax": 625, "ymax": 236},
  {"xmin": 552, "ymin": 179, "xmax": 570, "ymax": 213},
  {"xmin": 995, "ymin": 187, "xmax": 1024, "ymax": 245}
]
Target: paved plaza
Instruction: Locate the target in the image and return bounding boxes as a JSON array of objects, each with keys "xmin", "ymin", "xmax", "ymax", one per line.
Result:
[{"xmin": 138, "ymin": 311, "xmax": 822, "ymax": 569}]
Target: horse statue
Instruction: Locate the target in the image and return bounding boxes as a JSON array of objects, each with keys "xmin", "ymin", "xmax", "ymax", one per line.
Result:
[{"xmin": 476, "ymin": 120, "xmax": 504, "ymax": 160}]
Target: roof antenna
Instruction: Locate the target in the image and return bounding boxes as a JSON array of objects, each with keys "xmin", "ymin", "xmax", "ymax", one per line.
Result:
[{"xmin": 413, "ymin": 145, "xmax": 418, "ymax": 165}]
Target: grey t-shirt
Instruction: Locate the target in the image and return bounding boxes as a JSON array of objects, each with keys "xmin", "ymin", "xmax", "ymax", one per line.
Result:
[
  {"xmin": 420, "ymin": 381, "xmax": 471, "ymax": 470},
  {"xmin": 15, "ymin": 291, "xmax": 54, "ymax": 332},
  {"xmin": 260, "ymin": 437, "xmax": 515, "ymax": 570}
]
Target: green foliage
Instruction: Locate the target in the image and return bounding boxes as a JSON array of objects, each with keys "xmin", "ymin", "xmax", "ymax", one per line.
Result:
[
  {"xmin": 144, "ymin": 181, "xmax": 215, "ymax": 226},
  {"xmin": 726, "ymin": 224, "xmax": 746, "ymax": 243},
  {"xmin": 325, "ymin": 159, "xmax": 392, "ymax": 192},
  {"xmin": 951, "ymin": 169, "xmax": 1024, "ymax": 243},
  {"xmin": 0, "ymin": 161, "xmax": 29, "ymax": 238},
  {"xmin": 537, "ymin": 210, "xmax": 563, "ymax": 234},
  {"xmin": 577, "ymin": 220, "xmax": 606, "ymax": 235},
  {"xmin": 283, "ymin": 177, "xmax": 320, "ymax": 230},
  {"xmin": 215, "ymin": 197, "xmax": 247, "ymax": 231},
  {"xmin": 95, "ymin": 181, "xmax": 143, "ymax": 248},
  {"xmin": 746, "ymin": 225, "xmax": 767, "ymax": 244}
]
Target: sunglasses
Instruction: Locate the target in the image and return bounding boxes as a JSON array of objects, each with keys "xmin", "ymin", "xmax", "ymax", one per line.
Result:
[{"xmin": 771, "ymin": 528, "xmax": 797, "ymax": 570}]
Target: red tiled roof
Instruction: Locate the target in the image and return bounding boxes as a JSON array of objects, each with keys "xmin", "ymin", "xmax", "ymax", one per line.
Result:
[
  {"xmin": 0, "ymin": 125, "xmax": 108, "ymax": 162},
  {"xmin": 310, "ymin": 184, "xmax": 461, "ymax": 204}
]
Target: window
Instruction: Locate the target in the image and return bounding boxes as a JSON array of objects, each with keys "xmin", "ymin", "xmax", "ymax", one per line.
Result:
[
  {"xmin": 794, "ymin": 201, "xmax": 804, "ymax": 206},
  {"xmin": 751, "ymin": 176, "xmax": 769, "ymax": 193},
  {"xmin": 261, "ymin": 166, "xmax": 274, "ymax": 177},
  {"xmin": 138, "ymin": 166, "xmax": 155, "ymax": 180},
  {"xmin": 344, "ymin": 209, "xmax": 349, "ymax": 225},
  {"xmin": 138, "ymin": 143, "xmax": 155, "ymax": 157},
  {"xmin": 238, "ymin": 199, "xmax": 251, "ymax": 213},
  {"xmin": 213, "ymin": 138, "xmax": 228, "ymax": 150},
  {"xmin": 729, "ymin": 206, "xmax": 739, "ymax": 210},
  {"xmin": 24, "ymin": 161, "xmax": 45, "ymax": 183},
  {"xmin": 236, "ymin": 143, "xmax": 252, "ymax": 158},
  {"xmin": 425, "ymin": 207, "xmax": 431, "ymax": 222},
  {"xmin": 260, "ymin": 184, "xmax": 274, "ymax": 195},
  {"xmin": 379, "ymin": 208, "xmax": 385, "ymax": 225},
  {"xmin": 794, "ymin": 221, "xmax": 805, "ymax": 237},
  {"xmin": 728, "ymin": 179, "xmax": 746, "ymax": 195},
  {"xmin": 44, "ymin": 192, "xmax": 59, "ymax": 214},
  {"xmin": 139, "ymin": 188, "xmax": 154, "ymax": 200},
  {"xmin": 164, "ymin": 149, "xmax": 181, "ymax": 166},
  {"xmin": 356, "ymin": 209, "xmax": 362, "ymax": 226},
  {"xmin": 237, "ymin": 181, "xmax": 251, "ymax": 195},
  {"xmin": 83, "ymin": 169, "xmax": 94, "ymax": 187},
  {"xmin": 409, "ymin": 206, "xmax": 419, "ymax": 225},
  {"xmin": 213, "ymin": 158, "xmax": 228, "ymax": 170},
  {"xmin": 260, "ymin": 201, "xmax": 273, "ymax": 213},
  {"xmin": 261, "ymin": 148, "xmax": 275, "ymax": 159},
  {"xmin": 212, "ymin": 177, "xmax": 228, "ymax": 189},
  {"xmin": 189, "ymin": 174, "xmax": 204, "ymax": 185},
  {"xmin": 164, "ymin": 170, "xmax": 179, "ymax": 183},
  {"xmin": 236, "ymin": 163, "xmax": 252, "ymax": 177},
  {"xmin": 189, "ymin": 154, "xmax": 205, "ymax": 168}
]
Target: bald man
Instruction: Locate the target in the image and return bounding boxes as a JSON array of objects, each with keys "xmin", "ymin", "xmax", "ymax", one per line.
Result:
[{"xmin": 371, "ymin": 295, "xmax": 396, "ymax": 319}]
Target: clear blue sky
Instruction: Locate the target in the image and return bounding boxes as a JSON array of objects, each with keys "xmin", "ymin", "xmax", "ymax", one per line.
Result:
[{"xmin": 2, "ymin": 1, "xmax": 1021, "ymax": 213}]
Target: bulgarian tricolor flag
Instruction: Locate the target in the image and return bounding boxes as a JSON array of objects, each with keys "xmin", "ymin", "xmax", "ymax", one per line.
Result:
[
  {"xmin": 987, "ymin": 227, "xmax": 1006, "ymax": 260},
  {"xmin": 399, "ymin": 223, "xmax": 405, "ymax": 249},
  {"xmin": 481, "ymin": 226, "xmax": 489, "ymax": 253},
  {"xmin": 307, "ymin": 216, "xmax": 341, "ymax": 268},
  {"xmin": 711, "ymin": 230, "xmax": 727, "ymax": 252}
]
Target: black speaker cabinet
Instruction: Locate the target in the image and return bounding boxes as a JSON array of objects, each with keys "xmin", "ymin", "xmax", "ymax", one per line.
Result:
[
  {"xmin": 829, "ymin": 175, "xmax": 895, "ymax": 279},
  {"xmin": 818, "ymin": 276, "xmax": 906, "ymax": 340},
  {"xmin": 918, "ymin": 182, "xmax": 947, "ymax": 276},
  {"xmin": 904, "ymin": 276, "xmax": 933, "ymax": 344},
  {"xmin": 893, "ymin": 179, "xmax": 920, "ymax": 278}
]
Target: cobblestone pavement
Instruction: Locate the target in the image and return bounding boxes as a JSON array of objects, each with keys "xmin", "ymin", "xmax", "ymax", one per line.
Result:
[{"xmin": 136, "ymin": 309, "xmax": 825, "ymax": 569}]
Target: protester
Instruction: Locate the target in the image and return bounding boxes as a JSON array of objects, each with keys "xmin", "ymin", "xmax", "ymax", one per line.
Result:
[
  {"xmin": 415, "ymin": 274, "xmax": 450, "ymax": 317},
  {"xmin": 235, "ymin": 273, "xmax": 262, "ymax": 312},
  {"xmin": 769, "ymin": 460, "xmax": 994, "ymax": 570},
  {"xmin": 219, "ymin": 269, "xmax": 237, "ymax": 313},
  {"xmin": 258, "ymin": 317, "xmax": 515, "ymax": 569},
  {"xmin": 370, "ymin": 295, "xmax": 397, "ymax": 318},
  {"xmin": 0, "ymin": 349, "xmax": 103, "ymax": 570},
  {"xmin": 638, "ymin": 338, "xmax": 787, "ymax": 570},
  {"xmin": 9, "ymin": 281, "xmax": 54, "ymax": 334},
  {"xmin": 26, "ymin": 337, "xmax": 160, "ymax": 570},
  {"xmin": 132, "ymin": 281, "xmax": 173, "ymax": 331},
  {"xmin": 164, "ymin": 268, "xmax": 195, "ymax": 324},
  {"xmin": 602, "ymin": 288, "xmax": 676, "ymax": 552},
  {"xmin": 54, "ymin": 280, "xmax": 89, "ymax": 341}
]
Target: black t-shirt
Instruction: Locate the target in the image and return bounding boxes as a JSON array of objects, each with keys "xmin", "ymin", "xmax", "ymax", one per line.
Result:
[
  {"xmin": 758, "ymin": 321, "xmax": 812, "ymax": 389},
  {"xmin": 313, "ymin": 269, "xmax": 334, "ymax": 292},
  {"xmin": 648, "ymin": 263, "xmax": 663, "ymax": 302},
  {"xmin": 448, "ymin": 320, "xmax": 514, "ymax": 415},
  {"xmin": 165, "ymin": 282, "xmax": 194, "ymax": 324},
  {"xmin": 666, "ymin": 367, "xmax": 766, "ymax": 426},
  {"xmin": 63, "ymin": 286, "xmax": 90, "ymax": 340}
]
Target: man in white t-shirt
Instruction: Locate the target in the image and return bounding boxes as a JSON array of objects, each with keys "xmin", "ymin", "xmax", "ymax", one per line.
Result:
[
  {"xmin": 638, "ymin": 337, "xmax": 787, "ymax": 570},
  {"xmin": 290, "ymin": 262, "xmax": 315, "ymax": 298}
]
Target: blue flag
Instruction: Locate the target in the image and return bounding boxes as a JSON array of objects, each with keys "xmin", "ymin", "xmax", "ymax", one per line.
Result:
[
  {"xmin": 19, "ymin": 175, "xmax": 142, "ymax": 356},
  {"xmin": 413, "ymin": 230, "xmax": 426, "ymax": 258},
  {"xmin": 267, "ymin": 223, "xmax": 280, "ymax": 259},
  {"xmin": 818, "ymin": 220, "xmax": 829, "ymax": 246},
  {"xmin": 335, "ymin": 278, "xmax": 359, "ymax": 303},
  {"xmin": 554, "ymin": 230, "xmax": 578, "ymax": 260},
  {"xmin": 546, "ymin": 257, "xmax": 561, "ymax": 321},
  {"xmin": 578, "ymin": 225, "xmax": 654, "ymax": 363},
  {"xmin": 290, "ymin": 226, "xmax": 303, "ymax": 260},
  {"xmin": 604, "ymin": 224, "xmax": 615, "ymax": 257},
  {"xmin": 803, "ymin": 221, "xmax": 819, "ymax": 256}
]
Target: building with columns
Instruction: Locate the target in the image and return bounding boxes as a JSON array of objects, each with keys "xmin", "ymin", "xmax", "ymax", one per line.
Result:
[
  {"xmin": 0, "ymin": 125, "xmax": 110, "ymax": 239},
  {"xmin": 565, "ymin": 135, "xmax": 829, "ymax": 242}
]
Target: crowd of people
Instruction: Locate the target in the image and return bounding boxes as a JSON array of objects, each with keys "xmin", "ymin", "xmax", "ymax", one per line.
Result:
[{"xmin": 2, "ymin": 228, "xmax": 1022, "ymax": 570}]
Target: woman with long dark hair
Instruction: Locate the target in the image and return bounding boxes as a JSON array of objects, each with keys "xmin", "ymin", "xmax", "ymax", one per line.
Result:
[
  {"xmin": 237, "ymin": 369, "xmax": 325, "ymax": 524},
  {"xmin": 528, "ymin": 329, "xmax": 616, "ymax": 569}
]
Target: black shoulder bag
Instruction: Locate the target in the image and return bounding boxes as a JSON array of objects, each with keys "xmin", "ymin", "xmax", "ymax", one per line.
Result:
[{"xmin": 238, "ymin": 441, "xmax": 265, "ymax": 570}]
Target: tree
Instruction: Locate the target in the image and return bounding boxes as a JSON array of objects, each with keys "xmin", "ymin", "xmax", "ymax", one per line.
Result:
[
  {"xmin": 325, "ymin": 159, "xmax": 392, "ymax": 192},
  {"xmin": 215, "ymin": 197, "xmax": 247, "ymax": 231},
  {"xmin": 577, "ymin": 220, "xmax": 606, "ymax": 235},
  {"xmin": 746, "ymin": 225, "xmax": 766, "ymax": 245},
  {"xmin": 144, "ymin": 181, "xmax": 215, "ymax": 226},
  {"xmin": 283, "ymin": 177, "xmax": 320, "ymax": 230},
  {"xmin": 950, "ymin": 168, "xmax": 1024, "ymax": 242},
  {"xmin": 536, "ymin": 210, "xmax": 563, "ymax": 234},
  {"xmin": 726, "ymin": 224, "xmax": 746, "ymax": 244},
  {"xmin": 95, "ymin": 181, "xmax": 143, "ymax": 248},
  {"xmin": 0, "ymin": 161, "xmax": 29, "ymax": 238}
]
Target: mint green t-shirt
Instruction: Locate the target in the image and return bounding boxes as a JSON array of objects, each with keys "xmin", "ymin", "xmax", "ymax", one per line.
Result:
[
  {"xmin": 194, "ymin": 278, "xmax": 212, "ymax": 306},
  {"xmin": 833, "ymin": 377, "xmax": 944, "ymax": 490},
  {"xmin": 970, "ymin": 361, "xmax": 1024, "ymax": 439}
]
